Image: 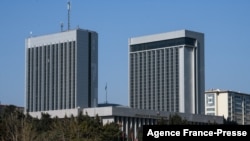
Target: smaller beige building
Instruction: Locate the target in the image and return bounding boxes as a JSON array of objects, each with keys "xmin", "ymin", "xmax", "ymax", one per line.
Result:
[{"xmin": 205, "ymin": 89, "xmax": 250, "ymax": 125}]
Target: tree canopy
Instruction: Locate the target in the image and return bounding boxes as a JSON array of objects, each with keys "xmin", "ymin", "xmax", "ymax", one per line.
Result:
[{"xmin": 0, "ymin": 105, "xmax": 121, "ymax": 141}]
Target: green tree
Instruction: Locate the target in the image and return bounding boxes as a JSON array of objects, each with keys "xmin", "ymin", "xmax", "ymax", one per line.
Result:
[
  {"xmin": 157, "ymin": 117, "xmax": 168, "ymax": 125},
  {"xmin": 168, "ymin": 113, "xmax": 188, "ymax": 125},
  {"xmin": 21, "ymin": 115, "xmax": 37, "ymax": 141},
  {"xmin": 101, "ymin": 122, "xmax": 121, "ymax": 141},
  {"xmin": 137, "ymin": 127, "xmax": 143, "ymax": 141},
  {"xmin": 1, "ymin": 105, "xmax": 24, "ymax": 141},
  {"xmin": 0, "ymin": 106, "xmax": 129, "ymax": 141},
  {"xmin": 35, "ymin": 112, "xmax": 53, "ymax": 132},
  {"xmin": 223, "ymin": 117, "xmax": 238, "ymax": 125}
]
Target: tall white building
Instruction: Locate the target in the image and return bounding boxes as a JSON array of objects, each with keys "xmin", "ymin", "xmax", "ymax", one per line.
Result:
[
  {"xmin": 205, "ymin": 89, "xmax": 250, "ymax": 125},
  {"xmin": 128, "ymin": 29, "xmax": 205, "ymax": 114},
  {"xmin": 25, "ymin": 29, "xmax": 98, "ymax": 117}
]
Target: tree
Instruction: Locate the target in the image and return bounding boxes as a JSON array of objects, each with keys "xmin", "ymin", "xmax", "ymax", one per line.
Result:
[
  {"xmin": 35, "ymin": 113, "xmax": 53, "ymax": 132},
  {"xmin": 101, "ymin": 122, "xmax": 121, "ymax": 141},
  {"xmin": 0, "ymin": 106, "xmax": 126, "ymax": 141},
  {"xmin": 136, "ymin": 127, "xmax": 143, "ymax": 141},
  {"xmin": 21, "ymin": 115, "xmax": 37, "ymax": 141},
  {"xmin": 223, "ymin": 117, "xmax": 238, "ymax": 125},
  {"xmin": 168, "ymin": 113, "xmax": 188, "ymax": 125},
  {"xmin": 1, "ymin": 105, "xmax": 24, "ymax": 141},
  {"xmin": 157, "ymin": 117, "xmax": 168, "ymax": 125}
]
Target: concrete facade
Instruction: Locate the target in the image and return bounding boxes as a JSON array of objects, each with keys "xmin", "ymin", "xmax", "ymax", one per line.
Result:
[
  {"xmin": 128, "ymin": 30, "xmax": 205, "ymax": 114},
  {"xmin": 25, "ymin": 29, "xmax": 98, "ymax": 116},
  {"xmin": 26, "ymin": 105, "xmax": 223, "ymax": 139},
  {"xmin": 84, "ymin": 106, "xmax": 223, "ymax": 139}
]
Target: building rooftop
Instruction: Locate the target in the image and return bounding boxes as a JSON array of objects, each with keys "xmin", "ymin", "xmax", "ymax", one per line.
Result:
[
  {"xmin": 205, "ymin": 89, "xmax": 250, "ymax": 95},
  {"xmin": 98, "ymin": 103, "xmax": 123, "ymax": 107}
]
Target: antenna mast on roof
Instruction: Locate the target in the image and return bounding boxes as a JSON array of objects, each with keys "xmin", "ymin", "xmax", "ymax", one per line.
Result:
[{"xmin": 67, "ymin": 0, "xmax": 71, "ymax": 30}]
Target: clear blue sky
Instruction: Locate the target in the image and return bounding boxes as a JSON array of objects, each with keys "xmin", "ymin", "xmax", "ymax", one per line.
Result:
[{"xmin": 0, "ymin": 0, "xmax": 249, "ymax": 107}]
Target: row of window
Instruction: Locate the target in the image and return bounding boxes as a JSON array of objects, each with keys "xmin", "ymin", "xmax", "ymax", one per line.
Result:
[
  {"xmin": 130, "ymin": 37, "xmax": 195, "ymax": 52},
  {"xmin": 27, "ymin": 41, "xmax": 76, "ymax": 112},
  {"xmin": 130, "ymin": 48, "xmax": 179, "ymax": 112}
]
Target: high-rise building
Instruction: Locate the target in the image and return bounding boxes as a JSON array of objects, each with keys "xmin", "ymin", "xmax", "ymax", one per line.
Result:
[
  {"xmin": 128, "ymin": 29, "xmax": 205, "ymax": 114},
  {"xmin": 25, "ymin": 29, "xmax": 98, "ymax": 118},
  {"xmin": 205, "ymin": 89, "xmax": 250, "ymax": 125}
]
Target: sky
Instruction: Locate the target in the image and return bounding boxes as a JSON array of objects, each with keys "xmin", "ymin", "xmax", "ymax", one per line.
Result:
[{"xmin": 0, "ymin": 0, "xmax": 250, "ymax": 107}]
